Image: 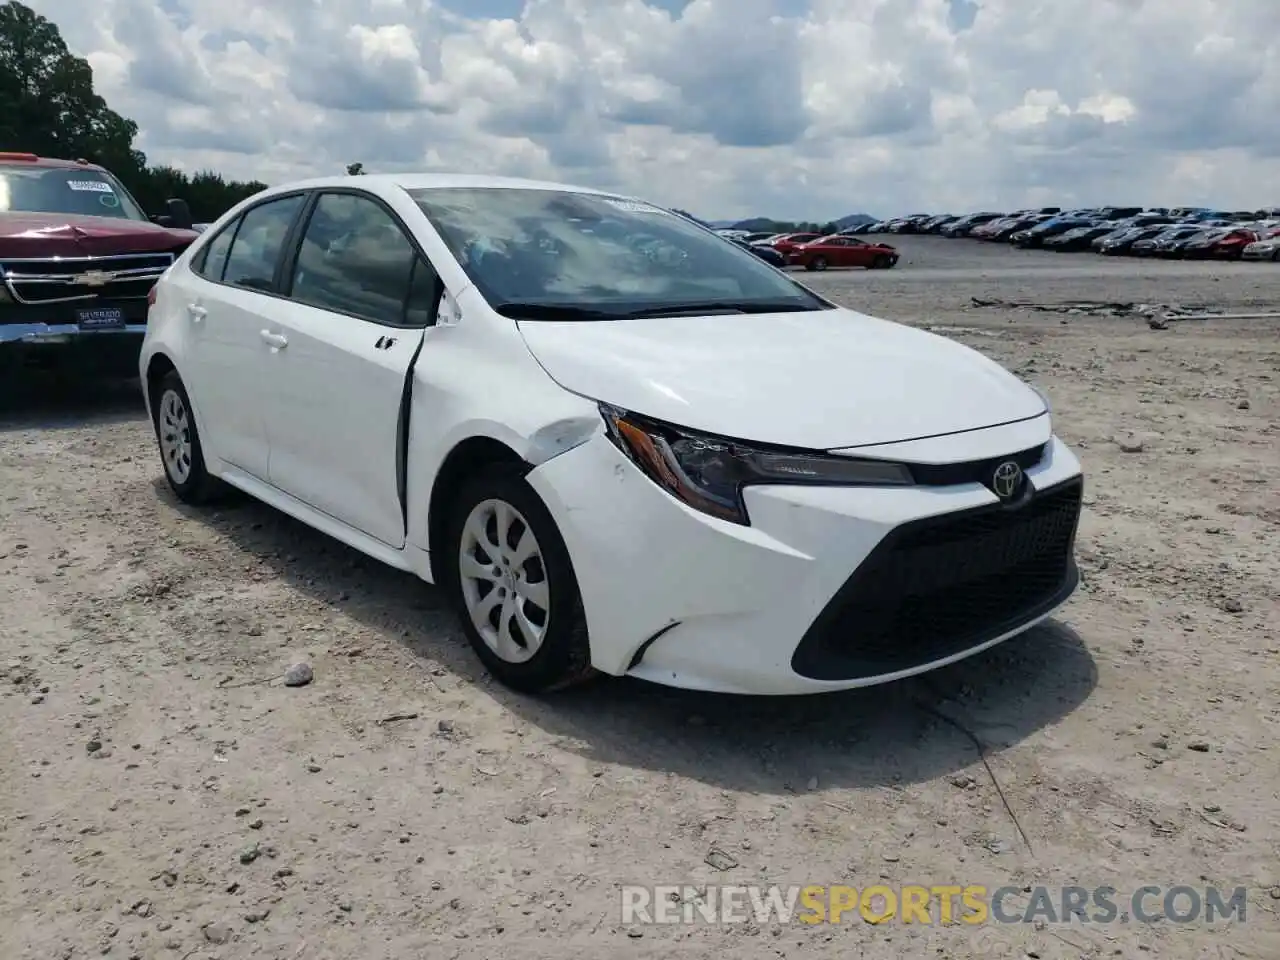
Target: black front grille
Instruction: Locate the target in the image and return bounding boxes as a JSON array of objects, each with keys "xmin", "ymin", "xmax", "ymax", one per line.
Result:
[
  {"xmin": 791, "ymin": 476, "xmax": 1083, "ymax": 681},
  {"xmin": 908, "ymin": 443, "xmax": 1045, "ymax": 491},
  {"xmin": 1, "ymin": 252, "xmax": 173, "ymax": 306}
]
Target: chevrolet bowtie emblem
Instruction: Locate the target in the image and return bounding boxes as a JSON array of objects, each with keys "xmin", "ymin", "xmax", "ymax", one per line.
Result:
[{"xmin": 72, "ymin": 269, "xmax": 114, "ymax": 286}]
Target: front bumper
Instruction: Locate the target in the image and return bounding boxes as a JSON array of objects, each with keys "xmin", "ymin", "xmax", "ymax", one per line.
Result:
[
  {"xmin": 2, "ymin": 294, "xmax": 147, "ymax": 373},
  {"xmin": 0, "ymin": 321, "xmax": 147, "ymax": 374},
  {"xmin": 526, "ymin": 423, "xmax": 1084, "ymax": 695},
  {"xmin": 0, "ymin": 321, "xmax": 148, "ymax": 344}
]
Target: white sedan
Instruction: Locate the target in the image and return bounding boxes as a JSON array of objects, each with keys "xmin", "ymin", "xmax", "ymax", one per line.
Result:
[
  {"xmin": 1241, "ymin": 232, "xmax": 1280, "ymax": 261},
  {"xmin": 140, "ymin": 174, "xmax": 1084, "ymax": 696}
]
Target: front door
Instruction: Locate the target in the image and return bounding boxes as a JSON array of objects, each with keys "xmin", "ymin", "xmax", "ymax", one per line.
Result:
[{"xmin": 258, "ymin": 190, "xmax": 440, "ymax": 547}]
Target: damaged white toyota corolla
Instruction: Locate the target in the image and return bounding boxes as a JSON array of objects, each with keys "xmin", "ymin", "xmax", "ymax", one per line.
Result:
[{"xmin": 141, "ymin": 174, "xmax": 1084, "ymax": 695}]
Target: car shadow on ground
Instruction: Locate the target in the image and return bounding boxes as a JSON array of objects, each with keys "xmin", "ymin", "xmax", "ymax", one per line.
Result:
[
  {"xmin": 0, "ymin": 370, "xmax": 146, "ymax": 432},
  {"xmin": 163, "ymin": 479, "xmax": 1098, "ymax": 795}
]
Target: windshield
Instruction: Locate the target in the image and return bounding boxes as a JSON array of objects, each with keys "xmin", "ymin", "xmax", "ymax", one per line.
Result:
[
  {"xmin": 408, "ymin": 187, "xmax": 831, "ymax": 319},
  {"xmin": 0, "ymin": 164, "xmax": 148, "ymax": 221}
]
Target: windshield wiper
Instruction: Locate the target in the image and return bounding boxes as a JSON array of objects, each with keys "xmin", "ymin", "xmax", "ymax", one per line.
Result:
[
  {"xmin": 623, "ymin": 300, "xmax": 820, "ymax": 319},
  {"xmin": 494, "ymin": 302, "xmax": 629, "ymax": 322}
]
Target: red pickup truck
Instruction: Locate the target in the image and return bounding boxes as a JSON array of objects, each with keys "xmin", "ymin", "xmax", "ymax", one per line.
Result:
[{"xmin": 0, "ymin": 152, "xmax": 199, "ymax": 377}]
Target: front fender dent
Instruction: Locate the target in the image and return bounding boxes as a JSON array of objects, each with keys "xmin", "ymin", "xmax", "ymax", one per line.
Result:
[{"xmin": 525, "ymin": 416, "xmax": 602, "ymax": 465}]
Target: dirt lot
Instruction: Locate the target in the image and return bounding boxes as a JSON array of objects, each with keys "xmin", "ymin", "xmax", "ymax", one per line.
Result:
[{"xmin": 2, "ymin": 237, "xmax": 1277, "ymax": 960}]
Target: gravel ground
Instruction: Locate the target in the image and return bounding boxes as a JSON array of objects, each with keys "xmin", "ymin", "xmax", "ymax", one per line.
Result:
[{"xmin": 2, "ymin": 237, "xmax": 1278, "ymax": 960}]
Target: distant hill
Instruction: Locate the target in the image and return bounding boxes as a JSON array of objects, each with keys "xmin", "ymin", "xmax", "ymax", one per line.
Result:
[{"xmin": 702, "ymin": 212, "xmax": 877, "ymax": 232}]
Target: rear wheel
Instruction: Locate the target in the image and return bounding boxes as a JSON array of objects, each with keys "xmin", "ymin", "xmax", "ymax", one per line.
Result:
[
  {"xmin": 445, "ymin": 470, "xmax": 594, "ymax": 693},
  {"xmin": 151, "ymin": 370, "xmax": 222, "ymax": 504}
]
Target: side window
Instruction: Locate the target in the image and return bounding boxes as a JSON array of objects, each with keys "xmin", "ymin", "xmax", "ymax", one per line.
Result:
[
  {"xmin": 404, "ymin": 257, "xmax": 441, "ymax": 328},
  {"xmin": 191, "ymin": 218, "xmax": 237, "ymax": 281},
  {"xmin": 289, "ymin": 192, "xmax": 425, "ymax": 327},
  {"xmin": 222, "ymin": 194, "xmax": 305, "ymax": 292}
]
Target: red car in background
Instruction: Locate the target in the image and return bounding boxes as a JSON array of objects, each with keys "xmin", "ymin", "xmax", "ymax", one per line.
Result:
[
  {"xmin": 765, "ymin": 232, "xmax": 823, "ymax": 256},
  {"xmin": 788, "ymin": 235, "xmax": 899, "ymax": 271},
  {"xmin": 1206, "ymin": 227, "xmax": 1267, "ymax": 259}
]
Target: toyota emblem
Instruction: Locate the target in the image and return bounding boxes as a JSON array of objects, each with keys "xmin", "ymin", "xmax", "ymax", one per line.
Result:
[{"xmin": 991, "ymin": 461, "xmax": 1024, "ymax": 500}]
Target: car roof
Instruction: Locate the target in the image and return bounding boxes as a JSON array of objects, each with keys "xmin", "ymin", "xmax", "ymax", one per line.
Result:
[
  {"xmin": 256, "ymin": 172, "xmax": 624, "ymax": 201},
  {"xmin": 0, "ymin": 152, "xmax": 107, "ymax": 171}
]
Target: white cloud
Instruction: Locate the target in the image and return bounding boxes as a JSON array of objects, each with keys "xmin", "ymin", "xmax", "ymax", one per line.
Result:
[{"xmin": 22, "ymin": 0, "xmax": 1280, "ymax": 219}]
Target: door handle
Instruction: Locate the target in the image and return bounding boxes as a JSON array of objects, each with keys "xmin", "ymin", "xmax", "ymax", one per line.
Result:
[
  {"xmin": 187, "ymin": 303, "xmax": 207, "ymax": 323},
  {"xmin": 260, "ymin": 330, "xmax": 288, "ymax": 350}
]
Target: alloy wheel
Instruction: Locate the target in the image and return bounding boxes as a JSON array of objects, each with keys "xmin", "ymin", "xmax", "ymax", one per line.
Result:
[
  {"xmin": 158, "ymin": 388, "xmax": 193, "ymax": 484},
  {"xmin": 457, "ymin": 498, "xmax": 551, "ymax": 663}
]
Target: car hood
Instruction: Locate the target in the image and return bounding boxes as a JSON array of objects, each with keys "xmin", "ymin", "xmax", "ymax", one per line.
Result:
[
  {"xmin": 517, "ymin": 307, "xmax": 1047, "ymax": 449},
  {"xmin": 0, "ymin": 212, "xmax": 198, "ymax": 258}
]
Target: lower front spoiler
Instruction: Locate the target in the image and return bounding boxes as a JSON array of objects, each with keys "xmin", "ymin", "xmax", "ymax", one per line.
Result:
[{"xmin": 627, "ymin": 564, "xmax": 1078, "ymax": 695}]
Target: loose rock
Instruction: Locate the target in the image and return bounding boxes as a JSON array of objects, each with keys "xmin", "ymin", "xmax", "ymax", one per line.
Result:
[
  {"xmin": 203, "ymin": 921, "xmax": 232, "ymax": 944},
  {"xmin": 283, "ymin": 662, "xmax": 313, "ymax": 687}
]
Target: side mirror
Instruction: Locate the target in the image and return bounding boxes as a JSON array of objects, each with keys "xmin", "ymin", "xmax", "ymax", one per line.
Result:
[{"xmin": 164, "ymin": 198, "xmax": 194, "ymax": 231}]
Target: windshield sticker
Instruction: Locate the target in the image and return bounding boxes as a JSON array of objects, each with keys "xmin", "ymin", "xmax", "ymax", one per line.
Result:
[
  {"xmin": 67, "ymin": 180, "xmax": 114, "ymax": 193},
  {"xmin": 601, "ymin": 198, "xmax": 669, "ymax": 215},
  {"xmin": 98, "ymin": 193, "xmax": 120, "ymax": 209}
]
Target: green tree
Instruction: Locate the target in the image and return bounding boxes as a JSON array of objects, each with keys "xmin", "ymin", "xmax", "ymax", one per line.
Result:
[
  {"xmin": 0, "ymin": 0, "xmax": 268, "ymax": 222},
  {"xmin": 346, "ymin": 162, "xmax": 364, "ymax": 175},
  {"xmin": 0, "ymin": 2, "xmax": 142, "ymax": 173}
]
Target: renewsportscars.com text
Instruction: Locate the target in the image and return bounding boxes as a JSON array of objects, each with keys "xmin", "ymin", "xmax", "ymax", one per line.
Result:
[{"xmin": 620, "ymin": 884, "xmax": 1249, "ymax": 926}]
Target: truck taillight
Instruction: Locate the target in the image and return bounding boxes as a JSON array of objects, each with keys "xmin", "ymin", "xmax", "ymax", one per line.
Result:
[{"xmin": 147, "ymin": 284, "xmax": 158, "ymax": 307}]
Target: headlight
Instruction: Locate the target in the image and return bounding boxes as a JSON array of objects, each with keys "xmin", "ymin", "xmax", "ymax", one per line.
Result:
[{"xmin": 599, "ymin": 404, "xmax": 913, "ymax": 525}]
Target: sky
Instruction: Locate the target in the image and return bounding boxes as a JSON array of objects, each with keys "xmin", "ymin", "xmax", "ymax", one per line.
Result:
[{"xmin": 23, "ymin": 0, "xmax": 1280, "ymax": 221}]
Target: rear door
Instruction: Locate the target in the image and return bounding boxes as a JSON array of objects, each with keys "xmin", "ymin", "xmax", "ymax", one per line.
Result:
[
  {"xmin": 176, "ymin": 192, "xmax": 308, "ymax": 479},
  {"xmin": 841, "ymin": 238, "xmax": 875, "ymax": 267},
  {"xmin": 255, "ymin": 189, "xmax": 441, "ymax": 547}
]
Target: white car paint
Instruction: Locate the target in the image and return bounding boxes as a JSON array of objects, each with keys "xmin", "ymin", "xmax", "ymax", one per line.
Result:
[
  {"xmin": 141, "ymin": 172, "xmax": 1084, "ymax": 696},
  {"xmin": 516, "ymin": 310, "xmax": 1047, "ymax": 448}
]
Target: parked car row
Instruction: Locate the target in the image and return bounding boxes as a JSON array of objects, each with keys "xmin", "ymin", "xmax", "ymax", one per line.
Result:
[
  {"xmin": 847, "ymin": 207, "xmax": 1280, "ymax": 261},
  {"xmin": 716, "ymin": 228, "xmax": 899, "ymax": 271}
]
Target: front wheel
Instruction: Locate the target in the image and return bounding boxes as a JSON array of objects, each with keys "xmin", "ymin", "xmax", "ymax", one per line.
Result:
[
  {"xmin": 151, "ymin": 370, "xmax": 222, "ymax": 504},
  {"xmin": 445, "ymin": 470, "xmax": 594, "ymax": 693},
  {"xmin": 871, "ymin": 254, "xmax": 893, "ymax": 269},
  {"xmin": 806, "ymin": 256, "xmax": 828, "ymax": 271}
]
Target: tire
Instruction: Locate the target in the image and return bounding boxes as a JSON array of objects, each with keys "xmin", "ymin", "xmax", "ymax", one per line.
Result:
[
  {"xmin": 807, "ymin": 256, "xmax": 828, "ymax": 271},
  {"xmin": 150, "ymin": 370, "xmax": 222, "ymax": 504},
  {"xmin": 871, "ymin": 254, "xmax": 892, "ymax": 269},
  {"xmin": 445, "ymin": 469, "xmax": 594, "ymax": 693}
]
